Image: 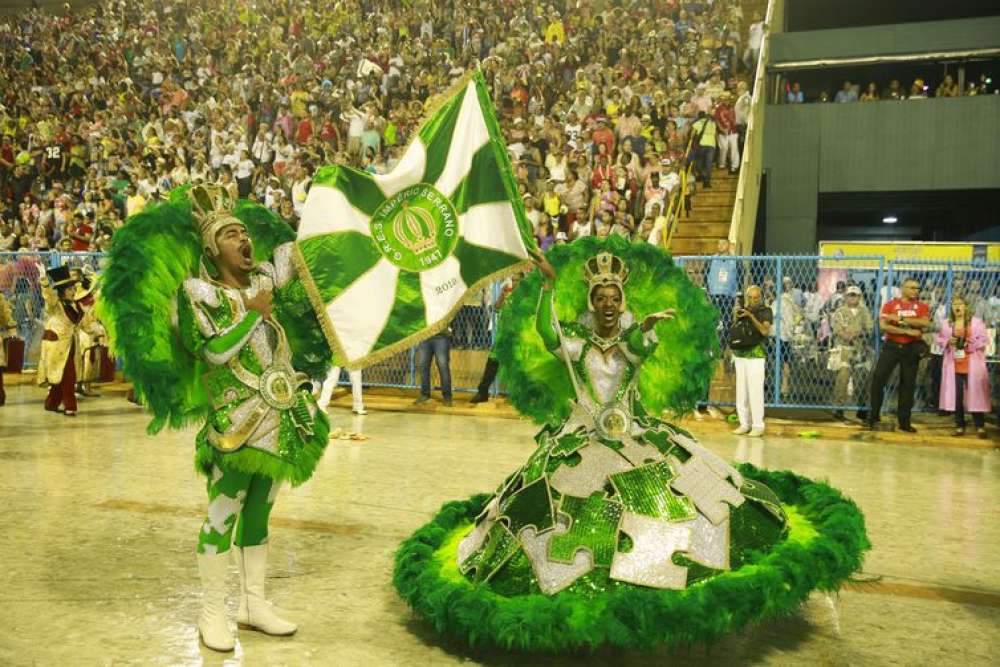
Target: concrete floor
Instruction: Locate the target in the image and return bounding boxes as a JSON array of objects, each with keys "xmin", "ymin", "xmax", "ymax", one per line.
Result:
[{"xmin": 0, "ymin": 383, "xmax": 997, "ymax": 666}]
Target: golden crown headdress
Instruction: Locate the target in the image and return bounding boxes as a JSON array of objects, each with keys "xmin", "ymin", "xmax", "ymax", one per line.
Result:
[
  {"xmin": 583, "ymin": 252, "xmax": 629, "ymax": 311},
  {"xmin": 187, "ymin": 184, "xmax": 244, "ymax": 256}
]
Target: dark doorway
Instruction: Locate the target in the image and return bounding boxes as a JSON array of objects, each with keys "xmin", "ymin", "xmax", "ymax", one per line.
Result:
[{"xmin": 817, "ymin": 189, "xmax": 1000, "ymax": 242}]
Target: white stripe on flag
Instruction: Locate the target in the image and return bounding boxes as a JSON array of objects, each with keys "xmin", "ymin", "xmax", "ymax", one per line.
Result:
[
  {"xmin": 325, "ymin": 258, "xmax": 399, "ymax": 361},
  {"xmin": 418, "ymin": 256, "xmax": 468, "ymax": 326},
  {"xmin": 298, "ymin": 184, "xmax": 373, "ymax": 242},
  {"xmin": 459, "ymin": 201, "xmax": 529, "ymax": 259},
  {"xmin": 373, "ymin": 139, "xmax": 426, "ymax": 198},
  {"xmin": 433, "ymin": 81, "xmax": 491, "ymax": 199}
]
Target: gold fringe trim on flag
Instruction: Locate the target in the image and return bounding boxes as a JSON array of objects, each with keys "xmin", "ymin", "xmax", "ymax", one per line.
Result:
[
  {"xmin": 338, "ymin": 259, "xmax": 533, "ymax": 371},
  {"xmin": 293, "ymin": 239, "xmax": 532, "ymax": 371},
  {"xmin": 420, "ymin": 69, "xmax": 476, "ymax": 122},
  {"xmin": 291, "ymin": 242, "xmax": 352, "ymax": 366}
]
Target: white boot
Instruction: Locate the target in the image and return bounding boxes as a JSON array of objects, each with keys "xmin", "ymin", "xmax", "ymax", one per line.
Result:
[
  {"xmin": 197, "ymin": 552, "xmax": 235, "ymax": 652},
  {"xmin": 235, "ymin": 544, "xmax": 297, "ymax": 636}
]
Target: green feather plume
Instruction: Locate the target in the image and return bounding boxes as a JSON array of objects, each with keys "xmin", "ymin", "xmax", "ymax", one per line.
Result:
[
  {"xmin": 97, "ymin": 187, "xmax": 330, "ymax": 434},
  {"xmin": 495, "ymin": 236, "xmax": 719, "ymax": 424}
]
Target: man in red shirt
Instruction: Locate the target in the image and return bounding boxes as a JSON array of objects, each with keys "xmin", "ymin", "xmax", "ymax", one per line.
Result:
[
  {"xmin": 319, "ymin": 113, "xmax": 341, "ymax": 151},
  {"xmin": 68, "ymin": 212, "xmax": 94, "ymax": 252},
  {"xmin": 295, "ymin": 116, "xmax": 314, "ymax": 145},
  {"xmin": 866, "ymin": 278, "xmax": 931, "ymax": 432},
  {"xmin": 0, "ymin": 136, "xmax": 14, "ymax": 193},
  {"xmin": 591, "ymin": 118, "xmax": 616, "ymax": 157},
  {"xmin": 714, "ymin": 91, "xmax": 739, "ymax": 174}
]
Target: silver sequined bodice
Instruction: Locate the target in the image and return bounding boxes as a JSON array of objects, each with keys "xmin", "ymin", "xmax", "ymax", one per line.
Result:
[{"xmin": 583, "ymin": 345, "xmax": 630, "ymax": 404}]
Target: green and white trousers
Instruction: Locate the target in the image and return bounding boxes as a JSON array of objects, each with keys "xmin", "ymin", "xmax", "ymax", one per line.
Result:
[{"xmin": 196, "ymin": 463, "xmax": 281, "ymax": 555}]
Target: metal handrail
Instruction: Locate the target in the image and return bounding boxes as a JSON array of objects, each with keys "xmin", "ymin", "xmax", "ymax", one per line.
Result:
[
  {"xmin": 728, "ymin": 0, "xmax": 781, "ymax": 254},
  {"xmin": 661, "ymin": 132, "xmax": 698, "ymax": 249}
]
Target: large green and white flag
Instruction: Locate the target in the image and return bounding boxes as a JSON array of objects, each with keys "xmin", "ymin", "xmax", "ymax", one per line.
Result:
[{"xmin": 293, "ymin": 72, "xmax": 534, "ymax": 369}]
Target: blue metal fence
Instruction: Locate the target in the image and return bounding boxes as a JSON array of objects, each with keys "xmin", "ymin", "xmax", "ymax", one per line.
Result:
[
  {"xmin": 5, "ymin": 250, "xmax": 997, "ymax": 411},
  {"xmin": 676, "ymin": 254, "xmax": 1000, "ymax": 414},
  {"xmin": 0, "ymin": 251, "xmax": 508, "ymax": 396}
]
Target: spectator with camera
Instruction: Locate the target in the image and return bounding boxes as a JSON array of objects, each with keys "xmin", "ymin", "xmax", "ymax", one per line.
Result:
[
  {"xmin": 936, "ymin": 295, "xmax": 991, "ymax": 438},
  {"xmin": 830, "ymin": 286, "xmax": 873, "ymax": 420},
  {"xmin": 866, "ymin": 278, "xmax": 930, "ymax": 432},
  {"xmin": 730, "ymin": 285, "xmax": 773, "ymax": 437}
]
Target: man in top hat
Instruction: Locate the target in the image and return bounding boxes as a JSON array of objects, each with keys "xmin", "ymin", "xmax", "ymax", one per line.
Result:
[{"xmin": 35, "ymin": 264, "xmax": 83, "ymax": 416}]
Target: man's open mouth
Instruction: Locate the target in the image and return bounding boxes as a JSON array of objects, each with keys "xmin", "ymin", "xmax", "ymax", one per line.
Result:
[{"xmin": 239, "ymin": 243, "xmax": 252, "ymax": 261}]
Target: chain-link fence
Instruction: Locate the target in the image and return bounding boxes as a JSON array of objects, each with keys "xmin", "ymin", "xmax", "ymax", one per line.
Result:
[
  {"xmin": 7, "ymin": 250, "xmax": 997, "ymax": 410},
  {"xmin": 1, "ymin": 251, "xmax": 79, "ymax": 370},
  {"xmin": 1, "ymin": 250, "xmax": 509, "ymax": 394},
  {"xmin": 677, "ymin": 254, "xmax": 1000, "ymax": 415}
]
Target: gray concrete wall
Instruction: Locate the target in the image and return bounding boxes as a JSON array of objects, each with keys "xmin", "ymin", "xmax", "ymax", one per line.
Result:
[
  {"xmin": 762, "ymin": 95, "xmax": 1000, "ymax": 253},
  {"xmin": 770, "ymin": 16, "xmax": 1000, "ymax": 64}
]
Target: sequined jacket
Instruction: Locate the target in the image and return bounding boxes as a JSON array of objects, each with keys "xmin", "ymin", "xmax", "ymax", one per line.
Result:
[
  {"xmin": 176, "ymin": 242, "xmax": 325, "ymax": 482},
  {"xmin": 36, "ymin": 278, "xmax": 82, "ymax": 387},
  {"xmin": 0, "ymin": 293, "xmax": 15, "ymax": 367}
]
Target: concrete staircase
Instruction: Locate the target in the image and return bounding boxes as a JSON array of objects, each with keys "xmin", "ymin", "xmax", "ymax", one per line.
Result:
[{"xmin": 667, "ymin": 168, "xmax": 738, "ymax": 256}]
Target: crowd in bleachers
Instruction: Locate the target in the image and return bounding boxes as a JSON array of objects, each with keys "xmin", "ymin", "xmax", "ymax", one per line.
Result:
[{"xmin": 0, "ymin": 0, "xmax": 761, "ymax": 257}]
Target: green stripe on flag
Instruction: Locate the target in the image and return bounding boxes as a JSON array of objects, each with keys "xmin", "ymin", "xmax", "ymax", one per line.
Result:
[
  {"xmin": 472, "ymin": 71, "xmax": 538, "ymax": 254},
  {"xmin": 298, "ymin": 232, "xmax": 382, "ymax": 303},
  {"xmin": 454, "ymin": 238, "xmax": 522, "ymax": 288},
  {"xmin": 448, "ymin": 143, "xmax": 509, "ymax": 214},
  {"xmin": 310, "ymin": 165, "xmax": 386, "ymax": 216},
  {"xmin": 372, "ymin": 270, "xmax": 426, "ymax": 350},
  {"xmin": 419, "ymin": 87, "xmax": 466, "ymax": 186}
]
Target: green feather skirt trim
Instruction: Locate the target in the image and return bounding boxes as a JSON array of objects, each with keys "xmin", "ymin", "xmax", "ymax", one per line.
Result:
[
  {"xmin": 393, "ymin": 464, "xmax": 869, "ymax": 652},
  {"xmin": 194, "ymin": 409, "xmax": 331, "ymax": 486}
]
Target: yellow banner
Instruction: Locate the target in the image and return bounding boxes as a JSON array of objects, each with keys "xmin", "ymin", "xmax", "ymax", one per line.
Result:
[{"xmin": 819, "ymin": 241, "xmax": 1000, "ymax": 268}]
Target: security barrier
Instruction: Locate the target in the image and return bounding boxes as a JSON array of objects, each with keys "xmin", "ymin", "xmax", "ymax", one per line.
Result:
[
  {"xmin": 5, "ymin": 251, "xmax": 997, "ymax": 411},
  {"xmin": 1, "ymin": 251, "xmax": 64, "ymax": 370},
  {"xmin": 676, "ymin": 254, "xmax": 1000, "ymax": 414},
  {"xmin": 0, "ymin": 251, "xmax": 506, "ymax": 396}
]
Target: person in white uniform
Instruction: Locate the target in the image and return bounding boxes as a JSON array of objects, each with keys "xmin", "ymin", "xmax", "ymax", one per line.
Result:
[
  {"xmin": 729, "ymin": 285, "xmax": 772, "ymax": 437},
  {"xmin": 317, "ymin": 366, "xmax": 366, "ymax": 415}
]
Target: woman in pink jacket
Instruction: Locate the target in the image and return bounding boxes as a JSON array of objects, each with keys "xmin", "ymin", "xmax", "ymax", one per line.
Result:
[{"xmin": 936, "ymin": 295, "xmax": 991, "ymax": 438}]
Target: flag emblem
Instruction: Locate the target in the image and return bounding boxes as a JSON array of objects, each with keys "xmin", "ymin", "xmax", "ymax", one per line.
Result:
[{"xmin": 371, "ymin": 183, "xmax": 459, "ymax": 272}]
